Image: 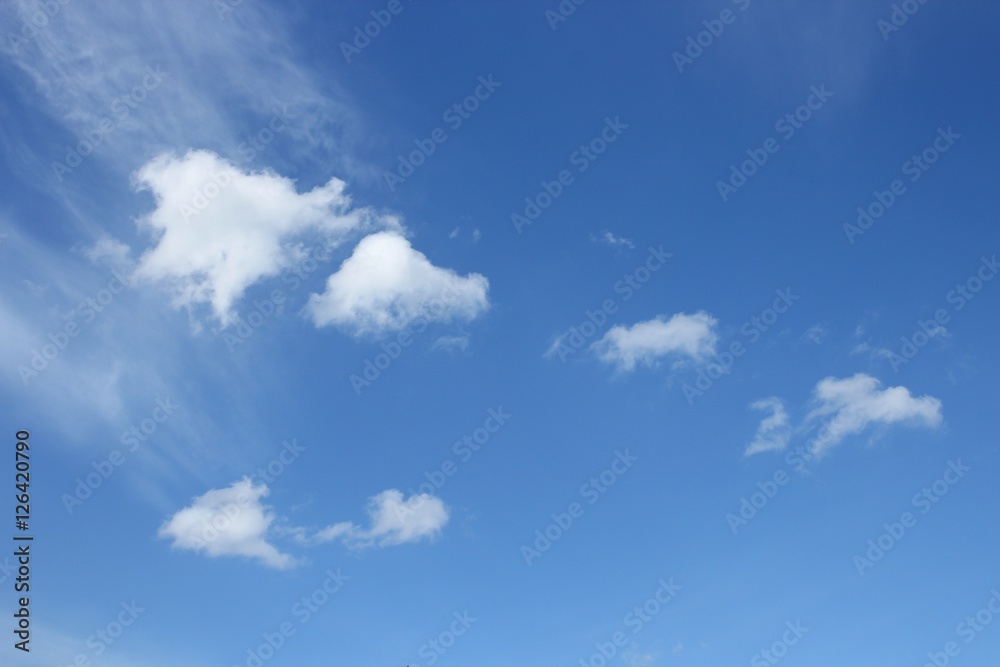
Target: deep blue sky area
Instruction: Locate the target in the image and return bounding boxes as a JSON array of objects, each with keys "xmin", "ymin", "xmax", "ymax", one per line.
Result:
[{"xmin": 0, "ymin": 2, "xmax": 998, "ymax": 667}]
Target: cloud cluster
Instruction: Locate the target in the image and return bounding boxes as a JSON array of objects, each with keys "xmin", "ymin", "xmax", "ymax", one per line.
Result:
[
  {"xmin": 159, "ymin": 480, "xmax": 449, "ymax": 568},
  {"xmin": 133, "ymin": 150, "xmax": 394, "ymax": 324},
  {"xmin": 130, "ymin": 152, "xmax": 490, "ymax": 336},
  {"xmin": 744, "ymin": 373, "xmax": 943, "ymax": 459},
  {"xmin": 592, "ymin": 312, "xmax": 718, "ymax": 372}
]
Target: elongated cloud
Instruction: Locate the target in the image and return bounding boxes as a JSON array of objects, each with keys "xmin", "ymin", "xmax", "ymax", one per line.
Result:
[
  {"xmin": 307, "ymin": 231, "xmax": 489, "ymax": 336},
  {"xmin": 591, "ymin": 312, "xmax": 718, "ymax": 372},
  {"xmin": 805, "ymin": 373, "xmax": 942, "ymax": 456},
  {"xmin": 310, "ymin": 489, "xmax": 449, "ymax": 549},
  {"xmin": 133, "ymin": 150, "xmax": 395, "ymax": 324}
]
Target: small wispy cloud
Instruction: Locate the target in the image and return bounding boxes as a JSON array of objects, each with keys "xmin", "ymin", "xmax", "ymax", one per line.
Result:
[
  {"xmin": 803, "ymin": 324, "xmax": 826, "ymax": 344},
  {"xmin": 592, "ymin": 230, "xmax": 635, "ymax": 249},
  {"xmin": 307, "ymin": 489, "xmax": 449, "ymax": 549},
  {"xmin": 432, "ymin": 334, "xmax": 470, "ymax": 353},
  {"xmin": 745, "ymin": 398, "xmax": 791, "ymax": 456},
  {"xmin": 622, "ymin": 649, "xmax": 660, "ymax": 667}
]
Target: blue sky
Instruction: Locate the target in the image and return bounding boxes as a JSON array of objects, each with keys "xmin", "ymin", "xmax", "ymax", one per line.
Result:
[{"xmin": 1, "ymin": 1, "xmax": 999, "ymax": 666}]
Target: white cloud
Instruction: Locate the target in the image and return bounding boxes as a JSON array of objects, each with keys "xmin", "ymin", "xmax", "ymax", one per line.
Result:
[
  {"xmin": 804, "ymin": 324, "xmax": 826, "ymax": 344},
  {"xmin": 1, "ymin": 0, "xmax": 359, "ymax": 180},
  {"xmin": 805, "ymin": 373, "xmax": 943, "ymax": 456},
  {"xmin": 83, "ymin": 238, "xmax": 134, "ymax": 270},
  {"xmin": 591, "ymin": 312, "xmax": 718, "ymax": 372},
  {"xmin": 432, "ymin": 335, "xmax": 470, "ymax": 352},
  {"xmin": 623, "ymin": 650, "xmax": 660, "ymax": 667},
  {"xmin": 158, "ymin": 478, "xmax": 297, "ymax": 569},
  {"xmin": 850, "ymin": 341, "xmax": 870, "ymax": 355},
  {"xmin": 311, "ymin": 489, "xmax": 449, "ymax": 549},
  {"xmin": 745, "ymin": 398, "xmax": 792, "ymax": 456},
  {"xmin": 306, "ymin": 231, "xmax": 489, "ymax": 336},
  {"xmin": 132, "ymin": 150, "xmax": 395, "ymax": 324},
  {"xmin": 594, "ymin": 230, "xmax": 635, "ymax": 249},
  {"xmin": 159, "ymin": 481, "xmax": 448, "ymax": 566},
  {"xmin": 851, "ymin": 341, "xmax": 896, "ymax": 360}
]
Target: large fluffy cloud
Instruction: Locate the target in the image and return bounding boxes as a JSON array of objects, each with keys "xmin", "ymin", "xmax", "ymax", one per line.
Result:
[
  {"xmin": 310, "ymin": 489, "xmax": 449, "ymax": 549},
  {"xmin": 158, "ymin": 478, "xmax": 297, "ymax": 569},
  {"xmin": 805, "ymin": 373, "xmax": 942, "ymax": 456},
  {"xmin": 306, "ymin": 231, "xmax": 489, "ymax": 336},
  {"xmin": 133, "ymin": 150, "xmax": 396, "ymax": 324},
  {"xmin": 591, "ymin": 312, "xmax": 718, "ymax": 372}
]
